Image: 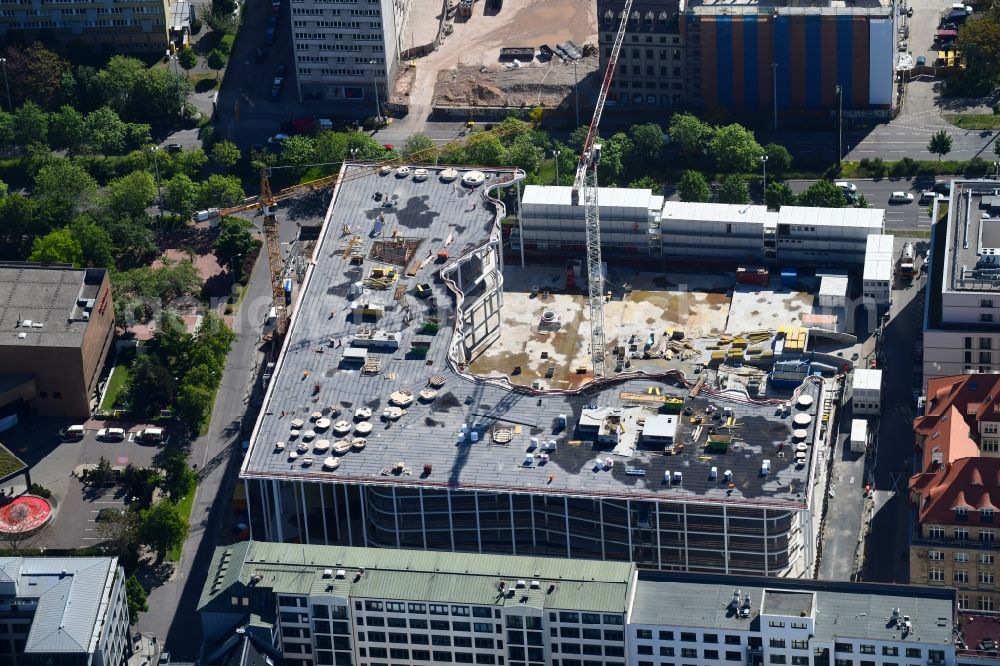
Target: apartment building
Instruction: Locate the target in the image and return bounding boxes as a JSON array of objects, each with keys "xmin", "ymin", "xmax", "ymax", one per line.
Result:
[
  {"xmin": 0, "ymin": 263, "xmax": 115, "ymax": 418},
  {"xmin": 597, "ymin": 0, "xmax": 896, "ymax": 115},
  {"xmin": 923, "ymin": 181, "xmax": 1000, "ymax": 385},
  {"xmin": 292, "ymin": 0, "xmax": 409, "ymax": 109},
  {"xmin": 910, "ymin": 374, "xmax": 1000, "ymax": 611},
  {"xmin": 199, "ymin": 541, "xmax": 957, "ymax": 666},
  {"xmin": 0, "ymin": 556, "xmax": 131, "ymax": 666},
  {"xmin": 517, "ymin": 186, "xmax": 885, "ymax": 266},
  {"xmin": 0, "ymin": 0, "xmax": 183, "ymax": 51}
]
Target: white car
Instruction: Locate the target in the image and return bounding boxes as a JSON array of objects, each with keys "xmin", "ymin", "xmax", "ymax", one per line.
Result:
[
  {"xmin": 889, "ymin": 191, "xmax": 914, "ymax": 204},
  {"xmin": 835, "ymin": 181, "xmax": 857, "ymax": 193},
  {"xmin": 96, "ymin": 427, "xmax": 126, "ymax": 442},
  {"xmin": 267, "ymin": 133, "xmax": 289, "ymax": 144}
]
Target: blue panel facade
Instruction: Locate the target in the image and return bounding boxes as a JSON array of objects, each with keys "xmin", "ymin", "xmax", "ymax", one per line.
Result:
[
  {"xmin": 836, "ymin": 16, "xmax": 854, "ymax": 107},
  {"xmin": 716, "ymin": 16, "xmax": 733, "ymax": 107},
  {"xmin": 743, "ymin": 17, "xmax": 759, "ymax": 108},
  {"xmin": 773, "ymin": 17, "xmax": 791, "ymax": 110},
  {"xmin": 805, "ymin": 15, "xmax": 822, "ymax": 108}
]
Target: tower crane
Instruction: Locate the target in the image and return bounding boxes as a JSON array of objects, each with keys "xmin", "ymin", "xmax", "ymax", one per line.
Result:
[
  {"xmin": 571, "ymin": 0, "xmax": 633, "ymax": 379},
  {"xmin": 204, "ymin": 122, "xmax": 526, "ymax": 342}
]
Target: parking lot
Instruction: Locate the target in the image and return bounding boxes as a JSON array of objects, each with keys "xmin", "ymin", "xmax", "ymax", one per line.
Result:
[
  {"xmin": 788, "ymin": 178, "xmax": 946, "ymax": 232},
  {"xmin": 2, "ymin": 417, "xmax": 171, "ymax": 550}
]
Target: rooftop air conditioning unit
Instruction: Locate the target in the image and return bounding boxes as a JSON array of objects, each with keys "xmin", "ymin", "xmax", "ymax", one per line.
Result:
[
  {"xmin": 516, "ymin": 580, "xmax": 526, "ymax": 589},
  {"xmin": 530, "ymin": 580, "xmax": 540, "ymax": 589},
  {"xmin": 322, "ymin": 569, "xmax": 333, "ymax": 578},
  {"xmin": 335, "ymin": 569, "xmax": 346, "ymax": 579}
]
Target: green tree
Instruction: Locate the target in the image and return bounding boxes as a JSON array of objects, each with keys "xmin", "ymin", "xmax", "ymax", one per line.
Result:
[
  {"xmin": 718, "ymin": 174, "xmax": 750, "ymax": 204},
  {"xmin": 86, "ymin": 456, "xmax": 114, "ymax": 487},
  {"xmin": 85, "ymin": 106, "xmax": 128, "ymax": 154},
  {"xmin": 211, "ymin": 140, "xmax": 241, "ymax": 169},
  {"xmin": 628, "ymin": 175, "xmax": 660, "ymax": 191},
  {"xmin": 13, "ymin": 101, "xmax": 48, "ymax": 148},
  {"xmin": 177, "ymin": 47, "xmax": 198, "ymax": 77},
  {"xmin": 764, "ymin": 143, "xmax": 793, "ymax": 174},
  {"xmin": 401, "ymin": 133, "xmax": 436, "ymax": 160},
  {"xmin": 163, "ymin": 173, "xmax": 200, "ymax": 217},
  {"xmin": 125, "ymin": 575, "xmax": 148, "ymax": 624},
  {"xmin": 123, "ymin": 123, "xmax": 153, "ymax": 152},
  {"xmin": 677, "ymin": 170, "xmax": 711, "ymax": 202},
  {"xmin": 995, "ymin": 137, "xmax": 1000, "ymax": 159},
  {"xmin": 0, "ymin": 110, "xmax": 14, "ymax": 152},
  {"xmin": 175, "ymin": 381, "xmax": 215, "ymax": 431},
  {"xmin": 957, "ymin": 17, "xmax": 1000, "ymax": 83},
  {"xmin": 132, "ymin": 67, "xmax": 192, "ymax": 123},
  {"xmin": 213, "ymin": 219, "xmax": 256, "ymax": 278},
  {"xmin": 100, "ymin": 216, "xmax": 156, "ymax": 269},
  {"xmin": 121, "ymin": 465, "xmax": 162, "ymax": 508},
  {"xmin": 928, "ymin": 129, "xmax": 953, "ymax": 161},
  {"xmin": 465, "ymin": 133, "xmax": 507, "ymax": 166},
  {"xmin": 528, "ymin": 106, "xmax": 544, "ymax": 128},
  {"xmin": 158, "ymin": 448, "xmax": 196, "ymax": 501},
  {"xmin": 798, "ymin": 180, "xmax": 849, "ymax": 208},
  {"xmin": 855, "ymin": 193, "xmax": 871, "ymax": 208},
  {"xmin": 97, "ymin": 56, "xmax": 147, "ymax": 115},
  {"xmin": 28, "ymin": 228, "xmax": 83, "ymax": 265},
  {"xmin": 139, "ymin": 500, "xmax": 189, "ymax": 563},
  {"xmin": 48, "ymin": 105, "xmax": 87, "ymax": 153},
  {"xmin": 96, "ymin": 508, "xmax": 140, "ymax": 568},
  {"xmin": 668, "ymin": 113, "xmax": 713, "ymax": 157},
  {"xmin": 175, "ymin": 148, "xmax": 209, "ymax": 178},
  {"xmin": 206, "ymin": 49, "xmax": 228, "ymax": 80},
  {"xmin": 198, "ymin": 174, "xmax": 245, "ymax": 209},
  {"xmin": 709, "ymin": 123, "xmax": 764, "ymax": 173},
  {"xmin": 506, "ymin": 135, "xmax": 544, "ymax": 173},
  {"xmin": 34, "ymin": 159, "xmax": 98, "ymax": 226},
  {"xmin": 126, "ymin": 354, "xmax": 177, "ymax": 416},
  {"xmin": 104, "ymin": 171, "xmax": 157, "ymax": 218},
  {"xmin": 2, "ymin": 42, "xmax": 69, "ymax": 109},
  {"xmin": 629, "ymin": 123, "xmax": 665, "ymax": 162},
  {"xmin": 765, "ymin": 181, "xmax": 797, "ymax": 210},
  {"xmin": 280, "ymin": 135, "xmax": 317, "ymax": 169},
  {"xmin": 70, "ymin": 216, "xmax": 115, "ymax": 268}
]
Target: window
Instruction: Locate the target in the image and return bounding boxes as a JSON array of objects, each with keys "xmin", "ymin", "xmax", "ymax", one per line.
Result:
[
  {"xmin": 452, "ymin": 606, "xmax": 470, "ymax": 616},
  {"xmin": 365, "ymin": 601, "xmax": 383, "ymax": 612},
  {"xmin": 981, "ymin": 571, "xmax": 995, "ymax": 584},
  {"xmin": 906, "ymin": 649, "xmax": 922, "ymax": 658},
  {"xmin": 636, "ymin": 630, "xmax": 653, "ymax": 640},
  {"xmin": 956, "ymin": 552, "xmax": 969, "ymax": 562},
  {"xmin": 408, "ymin": 603, "xmax": 426, "ymax": 613},
  {"xmin": 770, "ymin": 640, "xmax": 786, "ymax": 648},
  {"xmin": 367, "ymin": 617, "xmax": 385, "ymax": 627},
  {"xmin": 473, "ymin": 607, "xmax": 492, "ymax": 618},
  {"xmin": 433, "ymin": 636, "xmax": 451, "ymax": 646},
  {"xmin": 605, "ymin": 630, "xmax": 624, "ymax": 641},
  {"xmin": 473, "ymin": 623, "xmax": 492, "ymax": 633},
  {"xmin": 929, "ymin": 569, "xmax": 945, "ymax": 582},
  {"xmin": 387, "ymin": 618, "xmax": 406, "ymax": 627},
  {"xmin": 660, "ymin": 631, "xmax": 675, "ymax": 640},
  {"xmin": 661, "ymin": 647, "xmax": 676, "ymax": 656},
  {"xmin": 790, "ymin": 622, "xmax": 807, "ymax": 630},
  {"xmin": 431, "ymin": 620, "xmax": 449, "ymax": 631},
  {"xmin": 582, "ymin": 613, "xmax": 600, "ymax": 624},
  {"xmin": 725, "ymin": 636, "xmax": 742, "ymax": 646},
  {"xmin": 506, "ymin": 616, "xmax": 522, "ymax": 629},
  {"xmin": 836, "ymin": 644, "xmax": 854, "ymax": 654},
  {"xmin": 682, "ymin": 649, "xmax": 698, "ymax": 658},
  {"xmin": 959, "ymin": 594, "xmax": 970, "ymax": 609},
  {"xmin": 603, "ymin": 615, "xmax": 623, "ymax": 625},
  {"xmin": 981, "ymin": 596, "xmax": 996, "ymax": 611},
  {"xmin": 955, "ymin": 570, "xmax": 969, "ymax": 583},
  {"xmin": 859, "ymin": 646, "xmax": 875, "ymax": 655},
  {"xmin": 727, "ymin": 651, "xmax": 742, "ymax": 661},
  {"xmin": 984, "ymin": 508, "xmax": 996, "ymax": 522},
  {"xmin": 770, "ymin": 657, "xmax": 787, "ymax": 665},
  {"xmin": 983, "ymin": 313, "xmax": 995, "ymax": 323},
  {"xmin": 928, "ymin": 551, "xmax": 944, "ymax": 561},
  {"xmin": 638, "ymin": 646, "xmax": 653, "ymax": 656},
  {"xmin": 386, "ymin": 602, "xmax": 404, "ymax": 612},
  {"xmin": 956, "ymin": 528, "xmax": 970, "ymax": 540},
  {"xmin": 980, "ymin": 553, "xmax": 996, "ymax": 564},
  {"xmin": 368, "ymin": 631, "xmax": 386, "ymax": 643},
  {"xmin": 769, "ymin": 621, "xmax": 785, "ymax": 628},
  {"xmin": 681, "ymin": 632, "xmax": 697, "ymax": 642},
  {"xmin": 792, "ymin": 641, "xmax": 809, "ymax": 650},
  {"xmin": 388, "ymin": 632, "xmax": 407, "ymax": 644},
  {"xmin": 583, "ymin": 628, "xmax": 601, "ymax": 639},
  {"xmin": 705, "ymin": 650, "xmax": 719, "ymax": 660},
  {"xmin": 981, "ymin": 530, "xmax": 996, "ymax": 542},
  {"xmin": 430, "ymin": 604, "xmax": 448, "ymax": 615},
  {"xmin": 882, "ymin": 647, "xmax": 899, "ymax": 656},
  {"xmin": 792, "ymin": 658, "xmax": 809, "ymax": 666},
  {"xmin": 929, "ymin": 651, "xmax": 946, "ymax": 664},
  {"xmin": 474, "ymin": 638, "xmax": 494, "ymax": 649},
  {"xmin": 560, "ymin": 612, "xmax": 580, "ymax": 623}
]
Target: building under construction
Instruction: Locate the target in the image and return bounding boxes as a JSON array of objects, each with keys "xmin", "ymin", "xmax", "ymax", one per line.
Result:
[{"xmin": 240, "ymin": 163, "xmax": 836, "ymax": 578}]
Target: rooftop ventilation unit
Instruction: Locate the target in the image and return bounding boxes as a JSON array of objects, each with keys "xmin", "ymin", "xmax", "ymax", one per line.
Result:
[
  {"xmin": 322, "ymin": 569, "xmax": 333, "ymax": 578},
  {"xmin": 530, "ymin": 580, "xmax": 540, "ymax": 589},
  {"xmin": 516, "ymin": 580, "xmax": 526, "ymax": 589}
]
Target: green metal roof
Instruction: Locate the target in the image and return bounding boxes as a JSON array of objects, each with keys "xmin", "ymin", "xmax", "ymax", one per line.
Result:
[{"xmin": 199, "ymin": 541, "xmax": 634, "ymax": 615}]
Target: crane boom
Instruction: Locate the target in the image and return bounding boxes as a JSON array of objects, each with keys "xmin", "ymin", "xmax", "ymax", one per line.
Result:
[{"xmin": 572, "ymin": 0, "xmax": 633, "ymax": 379}]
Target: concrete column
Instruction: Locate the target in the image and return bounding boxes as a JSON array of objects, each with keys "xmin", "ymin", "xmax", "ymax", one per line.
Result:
[
  {"xmin": 344, "ymin": 484, "xmax": 353, "ymax": 546},
  {"xmin": 564, "ymin": 496, "xmax": 570, "ymax": 558},
  {"xmin": 530, "ymin": 494, "xmax": 537, "ymax": 549},
  {"xmin": 271, "ymin": 479, "xmax": 284, "ymax": 543},
  {"xmin": 683, "ymin": 503, "xmax": 689, "ymax": 570},
  {"xmin": 300, "ymin": 482, "xmax": 310, "ymax": 544},
  {"xmin": 320, "ymin": 482, "xmax": 328, "ymax": 544},
  {"xmin": 260, "ymin": 479, "xmax": 272, "ymax": 540},
  {"xmin": 723, "ymin": 505, "xmax": 730, "ymax": 575},
  {"xmin": 763, "ymin": 509, "xmax": 769, "ymax": 577},
  {"xmin": 245, "ymin": 478, "xmax": 254, "ymax": 542},
  {"xmin": 420, "ymin": 487, "xmax": 427, "ymax": 550}
]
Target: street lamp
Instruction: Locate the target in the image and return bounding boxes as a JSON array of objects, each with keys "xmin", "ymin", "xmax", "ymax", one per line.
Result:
[
  {"xmin": 0, "ymin": 58, "xmax": 11, "ymax": 112},
  {"xmin": 150, "ymin": 146, "xmax": 163, "ymax": 223},
  {"xmin": 369, "ymin": 59, "xmax": 381, "ymax": 125},
  {"xmin": 553, "ymin": 149, "xmax": 560, "ymax": 185},
  {"xmin": 835, "ymin": 84, "xmax": 843, "ymax": 169},
  {"xmin": 760, "ymin": 154, "xmax": 769, "ymax": 195}
]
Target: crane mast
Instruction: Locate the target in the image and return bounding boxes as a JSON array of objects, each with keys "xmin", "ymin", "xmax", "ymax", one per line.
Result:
[{"xmin": 572, "ymin": 0, "xmax": 632, "ymax": 379}]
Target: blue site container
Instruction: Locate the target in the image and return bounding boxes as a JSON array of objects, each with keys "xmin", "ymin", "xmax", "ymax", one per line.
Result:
[{"xmin": 780, "ymin": 268, "xmax": 798, "ymax": 289}]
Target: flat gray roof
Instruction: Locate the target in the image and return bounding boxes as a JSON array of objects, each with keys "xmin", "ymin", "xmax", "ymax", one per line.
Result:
[
  {"xmin": 0, "ymin": 263, "xmax": 105, "ymax": 348},
  {"xmin": 945, "ymin": 181, "xmax": 1000, "ymax": 293},
  {"xmin": 241, "ymin": 165, "xmax": 820, "ymax": 506},
  {"xmin": 631, "ymin": 573, "xmax": 954, "ymax": 645},
  {"xmin": 763, "ymin": 589, "xmax": 813, "ymax": 617}
]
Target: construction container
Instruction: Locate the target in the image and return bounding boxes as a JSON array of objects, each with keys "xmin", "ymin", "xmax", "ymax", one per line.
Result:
[
  {"xmin": 736, "ymin": 266, "xmax": 769, "ymax": 286},
  {"xmin": 780, "ymin": 268, "xmax": 798, "ymax": 289}
]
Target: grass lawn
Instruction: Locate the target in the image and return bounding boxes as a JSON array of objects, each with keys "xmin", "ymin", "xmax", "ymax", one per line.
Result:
[
  {"xmin": 0, "ymin": 444, "xmax": 26, "ymax": 479},
  {"xmin": 167, "ymin": 491, "xmax": 196, "ymax": 562},
  {"xmin": 99, "ymin": 364, "xmax": 130, "ymax": 411},
  {"xmin": 943, "ymin": 114, "xmax": 1000, "ymax": 130}
]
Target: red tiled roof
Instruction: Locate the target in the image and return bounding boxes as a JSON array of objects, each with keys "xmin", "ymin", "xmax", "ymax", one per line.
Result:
[
  {"xmin": 915, "ymin": 374, "xmax": 1000, "ymax": 469},
  {"xmin": 909, "ymin": 457, "xmax": 1000, "ymax": 524}
]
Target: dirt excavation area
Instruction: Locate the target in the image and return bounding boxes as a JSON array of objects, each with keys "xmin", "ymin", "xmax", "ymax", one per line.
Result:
[
  {"xmin": 434, "ymin": 53, "xmax": 598, "ymax": 109},
  {"xmin": 394, "ymin": 0, "xmax": 598, "ymax": 113}
]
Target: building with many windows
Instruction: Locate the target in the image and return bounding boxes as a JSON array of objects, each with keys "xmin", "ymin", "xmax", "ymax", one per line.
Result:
[
  {"xmin": 910, "ymin": 374, "xmax": 1000, "ymax": 611},
  {"xmin": 0, "ymin": 556, "xmax": 131, "ymax": 666},
  {"xmin": 291, "ymin": 0, "xmax": 409, "ymax": 108},
  {"xmin": 0, "ymin": 0, "xmax": 185, "ymax": 51},
  {"xmin": 922, "ymin": 181, "xmax": 1000, "ymax": 385},
  {"xmin": 597, "ymin": 0, "xmax": 897, "ymax": 116},
  {"xmin": 198, "ymin": 541, "xmax": 958, "ymax": 666}
]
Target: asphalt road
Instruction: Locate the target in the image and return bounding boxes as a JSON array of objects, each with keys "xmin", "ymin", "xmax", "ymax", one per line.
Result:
[
  {"xmin": 787, "ymin": 178, "xmax": 943, "ymax": 232},
  {"xmin": 863, "ymin": 239, "xmax": 928, "ymax": 583}
]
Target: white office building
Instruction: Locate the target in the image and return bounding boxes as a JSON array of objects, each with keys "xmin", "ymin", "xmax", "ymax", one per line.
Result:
[
  {"xmin": 199, "ymin": 542, "xmax": 957, "ymax": 666},
  {"xmin": 851, "ymin": 368, "xmax": 882, "ymax": 416},
  {"xmin": 516, "ymin": 186, "xmax": 884, "ymax": 266},
  {"xmin": 292, "ymin": 0, "xmax": 409, "ymax": 110},
  {"xmin": 863, "ymin": 234, "xmax": 894, "ymax": 306},
  {"xmin": 923, "ymin": 181, "xmax": 1000, "ymax": 384}
]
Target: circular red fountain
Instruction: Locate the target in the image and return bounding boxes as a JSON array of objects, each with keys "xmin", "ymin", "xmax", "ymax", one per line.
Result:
[{"xmin": 0, "ymin": 495, "xmax": 52, "ymax": 535}]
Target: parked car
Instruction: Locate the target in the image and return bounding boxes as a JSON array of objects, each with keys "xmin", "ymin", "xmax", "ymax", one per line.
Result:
[
  {"xmin": 265, "ymin": 25, "xmax": 276, "ymax": 45},
  {"xmin": 918, "ymin": 190, "xmax": 939, "ymax": 204},
  {"xmin": 276, "ymin": 63, "xmax": 286, "ymax": 78},
  {"xmin": 59, "ymin": 425, "xmax": 85, "ymax": 440},
  {"xmin": 255, "ymin": 47, "xmax": 266, "ymax": 63},
  {"xmin": 96, "ymin": 427, "xmax": 126, "ymax": 442},
  {"xmin": 158, "ymin": 651, "xmax": 171, "ymax": 666},
  {"xmin": 834, "ymin": 181, "xmax": 857, "ymax": 193},
  {"xmin": 137, "ymin": 427, "xmax": 165, "ymax": 443},
  {"xmin": 932, "ymin": 181, "xmax": 951, "ymax": 195},
  {"xmin": 889, "ymin": 191, "xmax": 914, "ymax": 204},
  {"xmin": 165, "ymin": 143, "xmax": 182, "ymax": 153}
]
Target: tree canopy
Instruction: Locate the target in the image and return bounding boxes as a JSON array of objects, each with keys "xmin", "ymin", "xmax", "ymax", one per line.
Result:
[
  {"xmin": 678, "ymin": 170, "xmax": 711, "ymax": 202},
  {"xmin": 797, "ymin": 180, "xmax": 849, "ymax": 208},
  {"xmin": 709, "ymin": 124, "xmax": 764, "ymax": 173}
]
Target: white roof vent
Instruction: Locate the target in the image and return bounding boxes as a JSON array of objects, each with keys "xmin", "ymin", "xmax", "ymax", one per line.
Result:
[
  {"xmin": 17, "ymin": 332, "xmax": 26, "ymax": 339},
  {"xmin": 335, "ymin": 569, "xmax": 346, "ymax": 579},
  {"xmin": 322, "ymin": 569, "xmax": 334, "ymax": 578},
  {"xmin": 21, "ymin": 319, "xmax": 32, "ymax": 327},
  {"xmin": 31, "ymin": 322, "xmax": 42, "ymax": 328},
  {"xmin": 516, "ymin": 579, "xmax": 526, "ymax": 588},
  {"xmin": 530, "ymin": 579, "xmax": 540, "ymax": 589}
]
